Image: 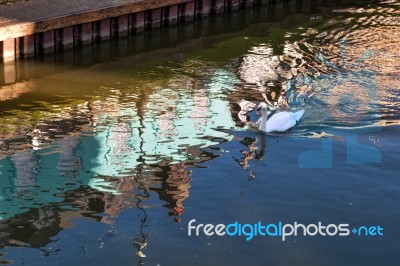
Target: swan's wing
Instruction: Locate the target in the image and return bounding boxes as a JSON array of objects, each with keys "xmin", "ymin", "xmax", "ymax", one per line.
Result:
[
  {"xmin": 292, "ymin": 109, "xmax": 305, "ymax": 121},
  {"xmin": 266, "ymin": 112, "xmax": 297, "ymax": 132}
]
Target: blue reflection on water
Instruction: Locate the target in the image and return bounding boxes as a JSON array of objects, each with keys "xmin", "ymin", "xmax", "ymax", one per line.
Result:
[{"xmin": 0, "ymin": 69, "xmax": 240, "ymax": 221}]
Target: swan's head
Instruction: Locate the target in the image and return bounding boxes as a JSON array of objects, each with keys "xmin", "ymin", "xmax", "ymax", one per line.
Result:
[
  {"xmin": 256, "ymin": 102, "xmax": 275, "ymax": 115},
  {"xmin": 256, "ymin": 102, "xmax": 270, "ymax": 116}
]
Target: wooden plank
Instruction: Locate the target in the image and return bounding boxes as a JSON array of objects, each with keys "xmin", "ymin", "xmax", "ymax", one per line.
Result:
[{"xmin": 0, "ymin": 0, "xmax": 194, "ymax": 42}]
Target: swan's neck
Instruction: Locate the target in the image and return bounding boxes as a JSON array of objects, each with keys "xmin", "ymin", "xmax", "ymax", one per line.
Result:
[{"xmin": 259, "ymin": 110, "xmax": 269, "ymax": 131}]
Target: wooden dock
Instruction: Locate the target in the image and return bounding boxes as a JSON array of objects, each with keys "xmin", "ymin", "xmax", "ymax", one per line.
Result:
[
  {"xmin": 0, "ymin": 0, "xmax": 266, "ymax": 62},
  {"xmin": 0, "ymin": 0, "xmax": 324, "ymax": 85}
]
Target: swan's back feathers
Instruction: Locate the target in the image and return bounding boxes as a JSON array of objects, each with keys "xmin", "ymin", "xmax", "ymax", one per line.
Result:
[{"xmin": 259, "ymin": 108, "xmax": 305, "ymax": 133}]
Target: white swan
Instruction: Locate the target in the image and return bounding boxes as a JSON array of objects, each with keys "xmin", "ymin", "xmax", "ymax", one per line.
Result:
[{"xmin": 256, "ymin": 102, "xmax": 304, "ymax": 133}]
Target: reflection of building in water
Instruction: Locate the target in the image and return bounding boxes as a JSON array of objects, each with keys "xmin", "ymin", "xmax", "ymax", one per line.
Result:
[
  {"xmin": 150, "ymin": 162, "xmax": 192, "ymax": 221},
  {"xmin": 239, "ymin": 43, "xmax": 307, "ymax": 86},
  {"xmin": 236, "ymin": 42, "xmax": 319, "ymax": 114},
  {"xmin": 0, "ymin": 64, "xmax": 246, "ymax": 266},
  {"xmin": 11, "ymin": 150, "xmax": 37, "ymax": 193},
  {"xmin": 0, "ymin": 65, "xmax": 238, "ymax": 250},
  {"xmin": 0, "ymin": 186, "xmax": 111, "ymax": 248},
  {"xmin": 81, "ymin": 68, "xmax": 237, "ymax": 223},
  {"xmin": 0, "ymin": 101, "xmax": 95, "ymax": 221},
  {"xmin": 164, "ymin": 163, "xmax": 191, "ymax": 218},
  {"xmin": 57, "ymin": 135, "xmax": 82, "ymax": 179},
  {"xmin": 0, "ymin": 64, "xmax": 239, "ymax": 251},
  {"xmin": 87, "ymin": 68, "xmax": 237, "ymax": 191},
  {"xmin": 0, "ymin": 54, "xmax": 245, "ymax": 266}
]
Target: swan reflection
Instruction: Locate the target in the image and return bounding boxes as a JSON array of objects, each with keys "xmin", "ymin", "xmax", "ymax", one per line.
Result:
[{"xmin": 234, "ymin": 134, "xmax": 266, "ymax": 180}]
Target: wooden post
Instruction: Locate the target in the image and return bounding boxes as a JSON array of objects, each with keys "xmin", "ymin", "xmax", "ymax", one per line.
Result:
[
  {"xmin": 184, "ymin": 2, "xmax": 196, "ymax": 21},
  {"xmin": 199, "ymin": 0, "xmax": 212, "ymax": 16},
  {"xmin": 14, "ymin": 38, "xmax": 21, "ymax": 59},
  {"xmin": 161, "ymin": 6, "xmax": 170, "ymax": 26},
  {"xmin": 19, "ymin": 35, "xmax": 35, "ymax": 58},
  {"xmin": 169, "ymin": 5, "xmax": 179, "ymax": 24},
  {"xmin": 37, "ymin": 31, "xmax": 55, "ymax": 54},
  {"xmin": 57, "ymin": 27, "xmax": 74, "ymax": 49},
  {"xmin": 153, "ymin": 8, "xmax": 163, "ymax": 28},
  {"xmin": 214, "ymin": 0, "xmax": 226, "ymax": 13},
  {"xmin": 55, "ymin": 29, "xmax": 62, "ymax": 51},
  {"xmin": 64, "ymin": 27, "xmax": 75, "ymax": 49},
  {"xmin": 0, "ymin": 39, "xmax": 16, "ymax": 62},
  {"xmin": 112, "ymin": 15, "xmax": 129, "ymax": 37},
  {"xmin": 131, "ymin": 12, "xmax": 145, "ymax": 32},
  {"xmin": 94, "ymin": 19, "xmax": 111, "ymax": 41},
  {"xmin": 75, "ymin": 23, "xmax": 93, "ymax": 45}
]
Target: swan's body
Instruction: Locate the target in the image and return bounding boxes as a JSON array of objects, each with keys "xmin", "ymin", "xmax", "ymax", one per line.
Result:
[{"xmin": 257, "ymin": 102, "xmax": 304, "ymax": 133}]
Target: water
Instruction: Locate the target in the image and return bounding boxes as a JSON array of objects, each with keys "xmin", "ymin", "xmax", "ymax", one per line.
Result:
[{"xmin": 1, "ymin": 1, "xmax": 400, "ymax": 265}]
